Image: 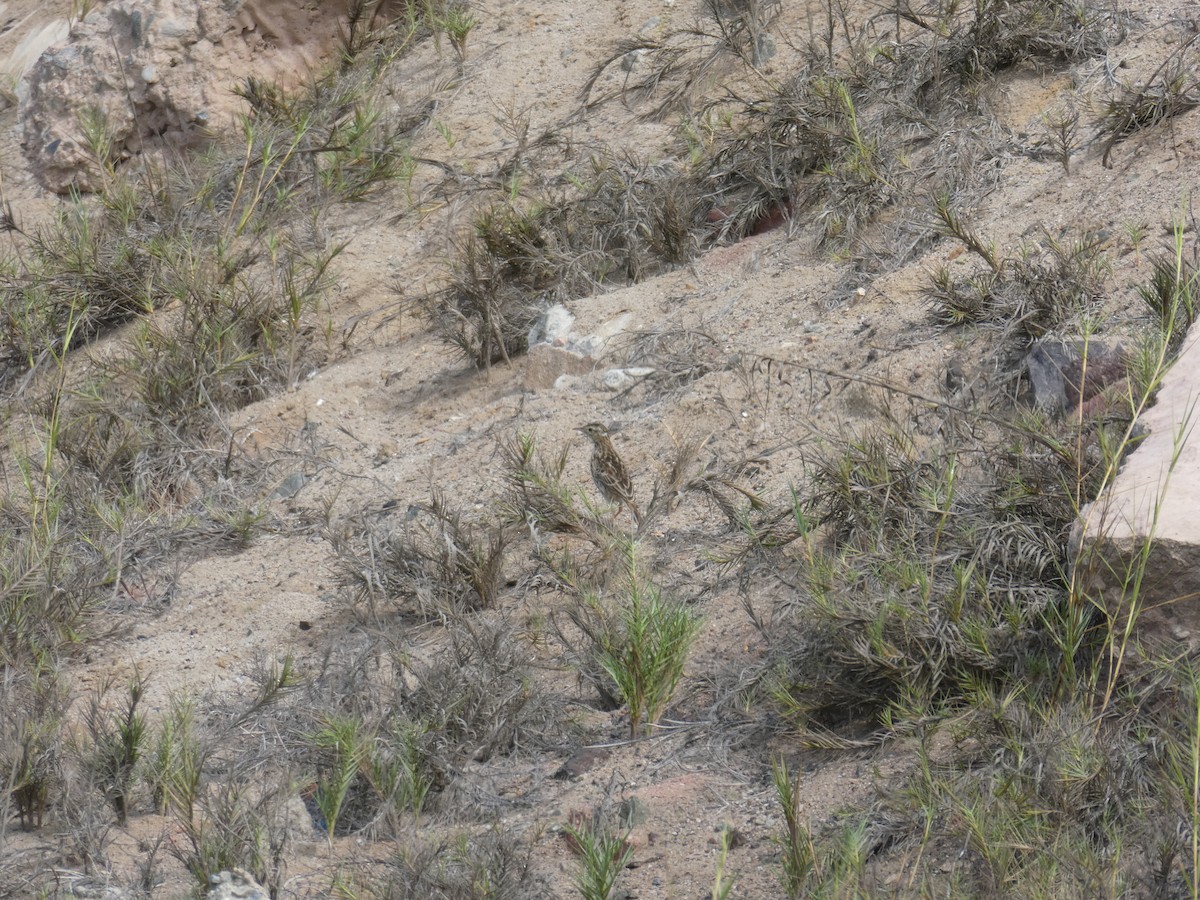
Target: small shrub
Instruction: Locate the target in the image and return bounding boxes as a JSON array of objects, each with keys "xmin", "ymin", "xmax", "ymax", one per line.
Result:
[
  {"xmin": 928, "ymin": 200, "xmax": 1109, "ymax": 343},
  {"xmin": 375, "ymin": 827, "xmax": 547, "ymax": 899},
  {"xmin": 772, "ymin": 756, "xmax": 816, "ymax": 897},
  {"xmin": 0, "ymin": 660, "xmax": 68, "ymax": 832},
  {"xmin": 80, "ymin": 671, "xmax": 149, "ymax": 826},
  {"xmin": 434, "ymin": 211, "xmax": 549, "ymax": 368},
  {"xmin": 329, "ymin": 489, "xmax": 510, "ymax": 620},
  {"xmin": 432, "ymin": 156, "xmax": 704, "ymax": 368},
  {"xmin": 574, "ymin": 545, "xmax": 702, "ymax": 736},
  {"xmin": 171, "ymin": 776, "xmax": 296, "ymax": 894},
  {"xmin": 404, "ymin": 613, "xmax": 562, "ymax": 763},
  {"xmin": 1136, "ymin": 249, "xmax": 1198, "ymax": 352},
  {"xmin": 440, "ymin": 4, "xmax": 479, "ymax": 59},
  {"xmin": 565, "ymin": 808, "xmax": 634, "ymax": 900},
  {"xmin": 582, "ymin": 0, "xmax": 784, "ymax": 118},
  {"xmin": 310, "ymin": 714, "xmax": 368, "ymax": 844},
  {"xmin": 144, "ymin": 696, "xmax": 205, "ymax": 820},
  {"xmin": 1098, "ymin": 36, "xmax": 1200, "ymax": 168},
  {"xmin": 365, "ymin": 719, "xmax": 434, "ymax": 826}
]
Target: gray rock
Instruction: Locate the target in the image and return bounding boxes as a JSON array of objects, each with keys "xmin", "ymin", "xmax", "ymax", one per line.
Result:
[
  {"xmin": 207, "ymin": 868, "xmax": 269, "ymax": 900},
  {"xmin": 275, "ymin": 794, "xmax": 317, "ymax": 843},
  {"xmin": 269, "ymin": 472, "xmax": 309, "ymax": 501},
  {"xmin": 1024, "ymin": 339, "xmax": 1127, "ymax": 416},
  {"xmin": 620, "ymin": 48, "xmax": 648, "ymax": 72},
  {"xmin": 754, "ymin": 33, "xmax": 777, "ymax": 65}
]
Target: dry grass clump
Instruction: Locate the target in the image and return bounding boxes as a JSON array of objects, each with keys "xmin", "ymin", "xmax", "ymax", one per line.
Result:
[
  {"xmin": 0, "ymin": 661, "xmax": 68, "ymax": 835},
  {"xmin": 0, "ymin": 199, "xmax": 156, "ymax": 382},
  {"xmin": 882, "ymin": 0, "xmax": 1122, "ymax": 106},
  {"xmin": 869, "ymin": 683, "xmax": 1192, "ymax": 895},
  {"xmin": 582, "ymin": 0, "xmax": 783, "ymax": 120},
  {"xmin": 699, "ymin": 68, "xmax": 899, "ymax": 247},
  {"xmin": 739, "ymin": 414, "xmax": 1069, "ymax": 738},
  {"xmin": 299, "ymin": 611, "xmax": 565, "ymax": 834},
  {"xmin": 366, "ymin": 826, "xmax": 549, "ymax": 899},
  {"xmin": 927, "ymin": 200, "xmax": 1110, "ymax": 343},
  {"xmin": 329, "ymin": 490, "xmax": 511, "ymax": 620},
  {"xmin": 1097, "ymin": 33, "xmax": 1200, "ymax": 168},
  {"xmin": 432, "ymin": 154, "xmax": 706, "ymax": 368},
  {"xmin": 402, "ymin": 613, "xmax": 565, "ymax": 764}
]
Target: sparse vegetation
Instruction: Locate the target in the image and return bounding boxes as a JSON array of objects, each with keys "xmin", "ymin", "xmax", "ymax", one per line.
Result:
[
  {"xmin": 565, "ymin": 807, "xmax": 634, "ymax": 900},
  {"xmin": 592, "ymin": 545, "xmax": 702, "ymax": 737},
  {"xmin": 330, "ymin": 489, "xmax": 510, "ymax": 620},
  {"xmin": 430, "ymin": 155, "xmax": 704, "ymax": 368},
  {"xmin": 3, "ymin": 0, "xmax": 1199, "ymax": 894},
  {"xmin": 927, "ymin": 195, "xmax": 1110, "ymax": 342},
  {"xmin": 1098, "ymin": 33, "xmax": 1200, "ymax": 168},
  {"xmin": 80, "ymin": 671, "xmax": 148, "ymax": 826}
]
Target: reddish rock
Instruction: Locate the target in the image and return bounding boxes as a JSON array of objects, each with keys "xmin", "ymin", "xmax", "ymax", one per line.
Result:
[{"xmin": 20, "ymin": 0, "xmax": 405, "ymax": 193}]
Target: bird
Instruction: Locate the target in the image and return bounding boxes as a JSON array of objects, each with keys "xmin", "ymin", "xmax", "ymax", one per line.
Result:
[{"xmin": 577, "ymin": 422, "xmax": 641, "ymax": 525}]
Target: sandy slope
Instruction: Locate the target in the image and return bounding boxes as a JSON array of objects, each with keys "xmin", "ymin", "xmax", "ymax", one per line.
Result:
[{"xmin": 2, "ymin": 0, "xmax": 1199, "ymax": 895}]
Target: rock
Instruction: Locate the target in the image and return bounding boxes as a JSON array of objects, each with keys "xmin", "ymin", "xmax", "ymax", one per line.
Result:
[
  {"xmin": 553, "ymin": 746, "xmax": 613, "ymax": 780},
  {"xmin": 753, "ymin": 33, "xmax": 777, "ymax": 65},
  {"xmin": 528, "ymin": 303, "xmax": 575, "ymax": 348},
  {"xmin": 268, "ymin": 472, "xmax": 309, "ymax": 501},
  {"xmin": 19, "ymin": 0, "xmax": 405, "ymax": 193},
  {"xmin": 601, "ymin": 367, "xmax": 655, "ymax": 391},
  {"xmin": 207, "ymin": 869, "xmax": 269, "ymax": 900},
  {"xmin": 1024, "ymin": 339, "xmax": 1126, "ymax": 416},
  {"xmin": 620, "ymin": 48, "xmax": 648, "ymax": 72},
  {"xmin": 1073, "ymin": 330, "xmax": 1200, "ymax": 654},
  {"xmin": 275, "ymin": 794, "xmax": 317, "ymax": 843},
  {"xmin": 1, "ymin": 20, "xmax": 71, "ymax": 108},
  {"xmin": 524, "ymin": 344, "xmax": 593, "ymax": 390},
  {"xmin": 619, "ymin": 796, "xmax": 650, "ymax": 828}
]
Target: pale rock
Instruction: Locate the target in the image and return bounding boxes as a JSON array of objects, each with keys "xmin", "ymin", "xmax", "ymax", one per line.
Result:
[
  {"xmin": 207, "ymin": 869, "xmax": 269, "ymax": 900},
  {"xmin": 524, "ymin": 344, "xmax": 593, "ymax": 391},
  {"xmin": 1073, "ymin": 329, "xmax": 1200, "ymax": 654},
  {"xmin": 528, "ymin": 303, "xmax": 575, "ymax": 348},
  {"xmin": 601, "ymin": 367, "xmax": 656, "ymax": 391}
]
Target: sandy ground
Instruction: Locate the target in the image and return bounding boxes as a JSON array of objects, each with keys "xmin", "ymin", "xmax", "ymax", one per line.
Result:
[{"xmin": 2, "ymin": 0, "xmax": 1199, "ymax": 895}]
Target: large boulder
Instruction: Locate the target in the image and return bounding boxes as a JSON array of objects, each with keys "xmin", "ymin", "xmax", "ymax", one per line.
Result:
[
  {"xmin": 20, "ymin": 0, "xmax": 401, "ymax": 193},
  {"xmin": 1073, "ymin": 329, "xmax": 1200, "ymax": 654}
]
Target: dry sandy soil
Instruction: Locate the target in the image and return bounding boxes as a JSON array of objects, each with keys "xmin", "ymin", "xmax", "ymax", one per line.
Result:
[{"xmin": 2, "ymin": 0, "xmax": 1199, "ymax": 896}]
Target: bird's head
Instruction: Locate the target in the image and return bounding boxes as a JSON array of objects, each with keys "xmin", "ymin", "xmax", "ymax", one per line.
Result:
[{"xmin": 576, "ymin": 422, "xmax": 610, "ymax": 441}]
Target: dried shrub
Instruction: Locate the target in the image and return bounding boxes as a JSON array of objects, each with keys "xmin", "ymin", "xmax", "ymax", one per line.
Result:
[
  {"xmin": 433, "ymin": 156, "xmax": 705, "ymax": 367},
  {"xmin": 404, "ymin": 614, "xmax": 564, "ymax": 763},
  {"xmin": 928, "ymin": 200, "xmax": 1109, "ymax": 344},
  {"xmin": 0, "ymin": 661, "xmax": 67, "ymax": 833},
  {"xmin": 372, "ymin": 827, "xmax": 549, "ymax": 899},
  {"xmin": 330, "ymin": 489, "xmax": 510, "ymax": 620},
  {"xmin": 1098, "ymin": 35, "xmax": 1200, "ymax": 168}
]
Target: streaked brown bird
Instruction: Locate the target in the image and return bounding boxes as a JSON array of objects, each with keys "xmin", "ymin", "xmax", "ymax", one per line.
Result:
[{"xmin": 577, "ymin": 422, "xmax": 641, "ymax": 524}]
